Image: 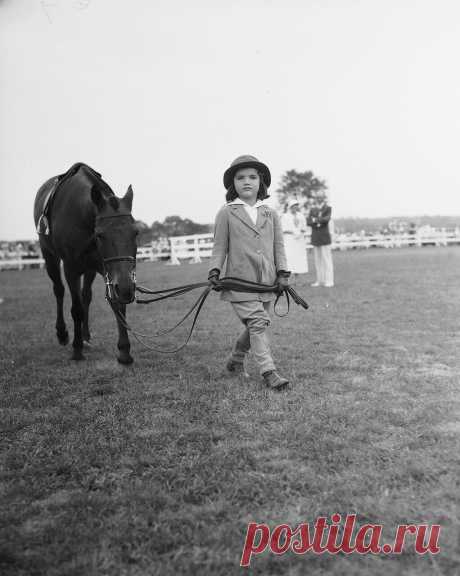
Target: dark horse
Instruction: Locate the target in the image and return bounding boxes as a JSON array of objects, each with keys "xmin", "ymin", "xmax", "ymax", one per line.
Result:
[{"xmin": 33, "ymin": 163, "xmax": 138, "ymax": 363}]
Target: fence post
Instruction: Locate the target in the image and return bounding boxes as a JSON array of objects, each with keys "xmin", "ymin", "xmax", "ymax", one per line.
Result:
[
  {"xmin": 168, "ymin": 241, "xmax": 181, "ymax": 265},
  {"xmin": 190, "ymin": 238, "xmax": 202, "ymax": 264}
]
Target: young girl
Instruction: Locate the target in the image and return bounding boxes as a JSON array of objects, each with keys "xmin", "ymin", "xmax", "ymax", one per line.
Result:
[{"xmin": 208, "ymin": 155, "xmax": 291, "ymax": 390}]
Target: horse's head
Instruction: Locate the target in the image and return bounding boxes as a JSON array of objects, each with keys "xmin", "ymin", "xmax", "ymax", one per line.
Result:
[{"xmin": 91, "ymin": 184, "xmax": 138, "ymax": 305}]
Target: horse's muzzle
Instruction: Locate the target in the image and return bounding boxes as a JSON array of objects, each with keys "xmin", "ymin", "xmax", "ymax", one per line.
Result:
[
  {"xmin": 105, "ymin": 269, "xmax": 136, "ymax": 305},
  {"xmin": 113, "ymin": 284, "xmax": 136, "ymax": 304}
]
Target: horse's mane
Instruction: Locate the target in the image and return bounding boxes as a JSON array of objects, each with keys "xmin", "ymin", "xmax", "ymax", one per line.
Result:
[
  {"xmin": 106, "ymin": 195, "xmax": 120, "ymax": 210},
  {"xmin": 64, "ymin": 163, "xmax": 121, "ymax": 215},
  {"xmin": 71, "ymin": 163, "xmax": 117, "ymax": 204},
  {"xmin": 57, "ymin": 162, "xmax": 113, "ymax": 197}
]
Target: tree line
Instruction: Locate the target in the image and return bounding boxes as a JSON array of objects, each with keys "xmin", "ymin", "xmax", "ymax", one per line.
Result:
[{"xmin": 136, "ymin": 215, "xmax": 212, "ymax": 246}]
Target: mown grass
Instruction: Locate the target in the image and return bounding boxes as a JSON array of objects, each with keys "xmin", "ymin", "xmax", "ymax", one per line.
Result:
[{"xmin": 1, "ymin": 246, "xmax": 460, "ymax": 576}]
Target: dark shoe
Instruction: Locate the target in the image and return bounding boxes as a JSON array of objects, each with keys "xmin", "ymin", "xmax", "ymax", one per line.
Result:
[
  {"xmin": 262, "ymin": 370, "xmax": 289, "ymax": 390},
  {"xmin": 226, "ymin": 357, "xmax": 249, "ymax": 379}
]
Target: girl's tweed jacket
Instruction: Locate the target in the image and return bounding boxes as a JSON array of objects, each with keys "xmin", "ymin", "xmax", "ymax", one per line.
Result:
[{"xmin": 208, "ymin": 203, "xmax": 288, "ymax": 302}]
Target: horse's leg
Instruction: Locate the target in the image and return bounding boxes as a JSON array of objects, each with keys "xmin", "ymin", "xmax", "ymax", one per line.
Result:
[
  {"xmin": 42, "ymin": 247, "xmax": 69, "ymax": 345},
  {"xmin": 63, "ymin": 265, "xmax": 85, "ymax": 361},
  {"xmin": 82, "ymin": 269, "xmax": 96, "ymax": 343},
  {"xmin": 112, "ymin": 303, "xmax": 133, "ymax": 365}
]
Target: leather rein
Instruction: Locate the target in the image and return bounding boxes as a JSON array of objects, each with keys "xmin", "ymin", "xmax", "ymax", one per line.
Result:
[
  {"xmin": 93, "ymin": 211, "xmax": 309, "ymax": 353},
  {"xmin": 110, "ymin": 276, "xmax": 309, "ymax": 354}
]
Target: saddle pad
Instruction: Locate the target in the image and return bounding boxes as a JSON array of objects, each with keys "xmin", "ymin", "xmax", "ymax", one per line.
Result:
[{"xmin": 36, "ymin": 177, "xmax": 59, "ymax": 235}]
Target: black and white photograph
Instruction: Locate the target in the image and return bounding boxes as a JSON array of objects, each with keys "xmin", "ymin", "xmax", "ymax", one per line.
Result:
[{"xmin": 1, "ymin": 1, "xmax": 459, "ymax": 574}]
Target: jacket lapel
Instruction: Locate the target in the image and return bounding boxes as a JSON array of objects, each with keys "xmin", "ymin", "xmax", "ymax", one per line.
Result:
[{"xmin": 229, "ymin": 204, "xmax": 259, "ymax": 234}]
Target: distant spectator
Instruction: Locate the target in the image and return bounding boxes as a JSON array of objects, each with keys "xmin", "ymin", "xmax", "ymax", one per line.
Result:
[
  {"xmin": 307, "ymin": 191, "xmax": 334, "ymax": 287},
  {"xmin": 280, "ymin": 199, "xmax": 308, "ymax": 280}
]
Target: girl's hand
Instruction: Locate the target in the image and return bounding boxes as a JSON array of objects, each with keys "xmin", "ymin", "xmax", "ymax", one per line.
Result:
[
  {"xmin": 276, "ymin": 272, "xmax": 290, "ymax": 293},
  {"xmin": 208, "ymin": 269, "xmax": 220, "ymax": 287}
]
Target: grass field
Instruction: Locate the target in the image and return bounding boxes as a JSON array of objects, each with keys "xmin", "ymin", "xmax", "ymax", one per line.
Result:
[{"xmin": 1, "ymin": 246, "xmax": 460, "ymax": 576}]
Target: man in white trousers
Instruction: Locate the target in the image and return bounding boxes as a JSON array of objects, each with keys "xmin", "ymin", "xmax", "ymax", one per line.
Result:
[{"xmin": 307, "ymin": 191, "xmax": 334, "ymax": 287}]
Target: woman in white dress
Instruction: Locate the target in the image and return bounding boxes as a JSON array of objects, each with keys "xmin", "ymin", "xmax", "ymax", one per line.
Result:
[{"xmin": 280, "ymin": 199, "xmax": 308, "ymax": 279}]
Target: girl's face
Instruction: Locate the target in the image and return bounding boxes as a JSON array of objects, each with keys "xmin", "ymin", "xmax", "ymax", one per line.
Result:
[{"xmin": 233, "ymin": 168, "xmax": 260, "ymax": 205}]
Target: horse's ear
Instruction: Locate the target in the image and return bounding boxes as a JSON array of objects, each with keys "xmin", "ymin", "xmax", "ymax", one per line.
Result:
[
  {"xmin": 91, "ymin": 184, "xmax": 106, "ymax": 210},
  {"xmin": 123, "ymin": 185, "xmax": 133, "ymax": 211}
]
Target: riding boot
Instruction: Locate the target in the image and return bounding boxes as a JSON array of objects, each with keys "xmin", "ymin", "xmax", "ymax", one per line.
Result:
[{"xmin": 226, "ymin": 328, "xmax": 250, "ymax": 376}]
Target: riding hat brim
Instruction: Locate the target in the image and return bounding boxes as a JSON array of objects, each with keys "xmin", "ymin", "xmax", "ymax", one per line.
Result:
[{"xmin": 223, "ymin": 159, "xmax": 271, "ymax": 190}]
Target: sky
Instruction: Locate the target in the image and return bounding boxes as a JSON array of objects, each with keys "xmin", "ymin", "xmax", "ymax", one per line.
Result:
[{"xmin": 1, "ymin": 0, "xmax": 460, "ymax": 240}]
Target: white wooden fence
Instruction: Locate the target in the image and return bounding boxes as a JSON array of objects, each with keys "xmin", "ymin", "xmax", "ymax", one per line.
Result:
[
  {"xmin": 331, "ymin": 229, "xmax": 460, "ymax": 250},
  {"xmin": 1, "ymin": 229, "xmax": 459, "ymax": 270},
  {"xmin": 141, "ymin": 229, "xmax": 460, "ymax": 264},
  {"xmin": 168, "ymin": 234, "xmax": 214, "ymax": 265},
  {"xmin": 0, "ymin": 257, "xmax": 45, "ymax": 271}
]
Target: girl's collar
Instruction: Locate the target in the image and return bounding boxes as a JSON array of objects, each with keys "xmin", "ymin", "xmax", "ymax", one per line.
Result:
[{"xmin": 228, "ymin": 199, "xmax": 267, "ymax": 208}]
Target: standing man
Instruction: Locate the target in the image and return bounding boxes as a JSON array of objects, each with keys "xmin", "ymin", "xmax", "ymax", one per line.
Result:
[{"xmin": 307, "ymin": 191, "xmax": 334, "ymax": 287}]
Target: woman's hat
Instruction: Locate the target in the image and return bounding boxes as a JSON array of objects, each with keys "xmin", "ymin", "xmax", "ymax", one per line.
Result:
[
  {"xmin": 287, "ymin": 199, "xmax": 300, "ymax": 208},
  {"xmin": 223, "ymin": 155, "xmax": 271, "ymax": 190}
]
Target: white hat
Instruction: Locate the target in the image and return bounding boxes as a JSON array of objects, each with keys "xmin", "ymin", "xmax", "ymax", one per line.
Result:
[{"xmin": 287, "ymin": 199, "xmax": 300, "ymax": 208}]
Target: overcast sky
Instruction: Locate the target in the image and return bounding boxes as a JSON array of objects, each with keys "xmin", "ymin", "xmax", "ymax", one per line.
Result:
[{"xmin": 1, "ymin": 0, "xmax": 460, "ymax": 240}]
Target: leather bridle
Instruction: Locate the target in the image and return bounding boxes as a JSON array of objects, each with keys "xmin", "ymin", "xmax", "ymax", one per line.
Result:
[{"xmin": 95, "ymin": 213, "xmax": 137, "ymax": 303}]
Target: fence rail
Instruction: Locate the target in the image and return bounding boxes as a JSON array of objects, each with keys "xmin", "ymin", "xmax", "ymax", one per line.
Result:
[
  {"xmin": 2, "ymin": 230, "xmax": 459, "ymax": 270},
  {"xmin": 136, "ymin": 230, "xmax": 460, "ymax": 264},
  {"xmin": 331, "ymin": 230, "xmax": 460, "ymax": 250},
  {"xmin": 0, "ymin": 258, "xmax": 45, "ymax": 270}
]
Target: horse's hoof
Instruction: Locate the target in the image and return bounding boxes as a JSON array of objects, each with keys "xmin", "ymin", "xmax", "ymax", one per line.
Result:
[
  {"xmin": 117, "ymin": 354, "xmax": 133, "ymax": 365},
  {"xmin": 71, "ymin": 350, "xmax": 84, "ymax": 361},
  {"xmin": 57, "ymin": 331, "xmax": 69, "ymax": 346}
]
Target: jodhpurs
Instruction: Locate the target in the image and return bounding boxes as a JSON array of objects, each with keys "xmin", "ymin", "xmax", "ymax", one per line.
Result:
[{"xmin": 230, "ymin": 300, "xmax": 275, "ymax": 375}]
